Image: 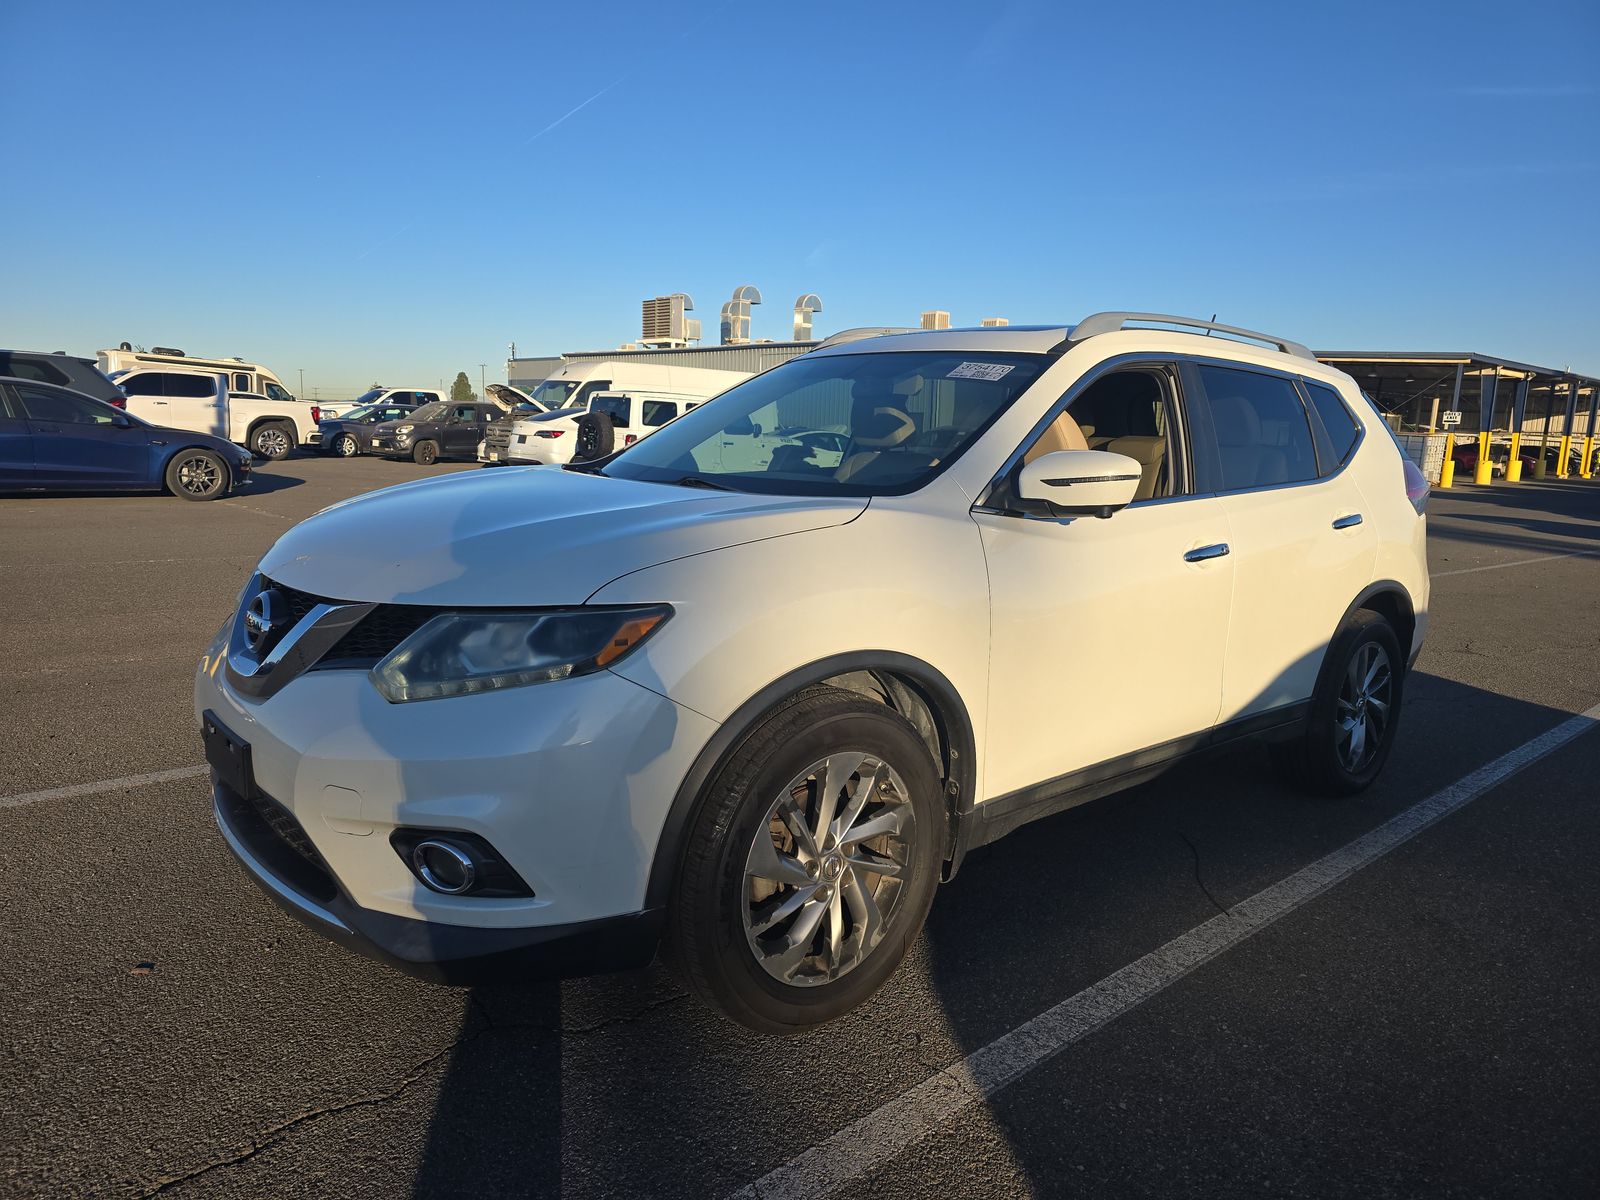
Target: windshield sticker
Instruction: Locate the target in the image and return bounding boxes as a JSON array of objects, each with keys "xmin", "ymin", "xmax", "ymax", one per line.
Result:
[{"xmin": 947, "ymin": 362, "xmax": 1015, "ymax": 382}]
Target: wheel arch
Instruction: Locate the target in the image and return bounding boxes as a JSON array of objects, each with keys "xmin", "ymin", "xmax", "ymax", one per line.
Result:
[
  {"xmin": 643, "ymin": 651, "xmax": 978, "ymax": 911},
  {"xmin": 244, "ymin": 415, "xmax": 296, "ymax": 445},
  {"xmin": 160, "ymin": 442, "xmax": 238, "ymax": 491},
  {"xmin": 1342, "ymin": 580, "xmax": 1417, "ymax": 662}
]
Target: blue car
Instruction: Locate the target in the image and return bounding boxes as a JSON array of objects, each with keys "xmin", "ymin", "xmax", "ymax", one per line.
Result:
[{"xmin": 0, "ymin": 377, "xmax": 252, "ymax": 500}]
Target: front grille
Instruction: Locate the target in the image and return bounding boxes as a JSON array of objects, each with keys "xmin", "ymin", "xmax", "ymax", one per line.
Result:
[
  {"xmin": 218, "ymin": 780, "xmax": 338, "ymax": 904},
  {"xmin": 483, "ymin": 425, "xmax": 512, "ymax": 453},
  {"xmin": 324, "ymin": 605, "xmax": 437, "ymax": 663},
  {"xmin": 258, "ymin": 576, "xmax": 440, "ymax": 668}
]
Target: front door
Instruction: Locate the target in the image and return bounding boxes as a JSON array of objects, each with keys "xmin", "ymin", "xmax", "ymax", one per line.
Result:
[
  {"xmin": 0, "ymin": 388, "xmax": 36, "ymax": 484},
  {"xmin": 973, "ymin": 364, "xmax": 1234, "ymax": 801},
  {"xmin": 14, "ymin": 384, "xmax": 152, "ymax": 487},
  {"xmin": 445, "ymin": 404, "xmax": 480, "ymax": 454}
]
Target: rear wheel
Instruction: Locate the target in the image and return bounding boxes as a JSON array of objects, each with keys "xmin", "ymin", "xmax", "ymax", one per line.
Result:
[
  {"xmin": 412, "ymin": 439, "xmax": 440, "ymax": 466},
  {"xmin": 250, "ymin": 422, "xmax": 294, "ymax": 460},
  {"xmin": 165, "ymin": 450, "xmax": 229, "ymax": 500},
  {"xmin": 667, "ymin": 687, "xmax": 943, "ymax": 1034},
  {"xmin": 335, "ymin": 433, "xmax": 360, "ymax": 457},
  {"xmin": 1273, "ymin": 610, "xmax": 1404, "ymax": 796}
]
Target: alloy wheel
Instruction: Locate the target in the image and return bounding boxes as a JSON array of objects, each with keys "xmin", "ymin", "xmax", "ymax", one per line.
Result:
[
  {"xmin": 1336, "ymin": 642, "xmax": 1392, "ymax": 772},
  {"xmin": 174, "ymin": 454, "xmax": 221, "ymax": 497},
  {"xmin": 741, "ymin": 751, "xmax": 914, "ymax": 986},
  {"xmin": 257, "ymin": 427, "xmax": 290, "ymax": 457},
  {"xmin": 337, "ymin": 434, "xmax": 358, "ymax": 457}
]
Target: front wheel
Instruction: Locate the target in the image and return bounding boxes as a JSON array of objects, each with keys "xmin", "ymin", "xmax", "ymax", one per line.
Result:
[
  {"xmin": 250, "ymin": 422, "xmax": 294, "ymax": 461},
  {"xmin": 1273, "ymin": 610, "xmax": 1404, "ymax": 796},
  {"xmin": 412, "ymin": 439, "xmax": 440, "ymax": 466},
  {"xmin": 165, "ymin": 450, "xmax": 229, "ymax": 500},
  {"xmin": 667, "ymin": 687, "xmax": 943, "ymax": 1034},
  {"xmin": 335, "ymin": 433, "xmax": 360, "ymax": 457}
]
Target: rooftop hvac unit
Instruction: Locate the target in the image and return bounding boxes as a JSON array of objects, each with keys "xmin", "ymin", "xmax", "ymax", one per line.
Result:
[
  {"xmin": 640, "ymin": 293, "xmax": 698, "ymax": 347},
  {"xmin": 793, "ymin": 293, "xmax": 823, "ymax": 342},
  {"xmin": 920, "ymin": 311, "xmax": 950, "ymax": 330},
  {"xmin": 980, "ymin": 317, "xmax": 1009, "ymax": 327},
  {"xmin": 720, "ymin": 285, "xmax": 763, "ymax": 344}
]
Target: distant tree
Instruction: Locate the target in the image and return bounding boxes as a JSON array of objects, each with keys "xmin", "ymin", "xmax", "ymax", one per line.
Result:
[{"xmin": 450, "ymin": 371, "xmax": 477, "ymax": 404}]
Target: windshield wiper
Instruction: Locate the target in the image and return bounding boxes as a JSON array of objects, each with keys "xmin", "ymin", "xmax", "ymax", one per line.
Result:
[
  {"xmin": 563, "ymin": 462, "xmax": 608, "ymax": 475},
  {"xmin": 668, "ymin": 475, "xmax": 739, "ymax": 492}
]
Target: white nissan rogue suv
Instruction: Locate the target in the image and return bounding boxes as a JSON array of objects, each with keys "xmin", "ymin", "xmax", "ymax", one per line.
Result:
[{"xmin": 196, "ymin": 313, "xmax": 1429, "ymax": 1033}]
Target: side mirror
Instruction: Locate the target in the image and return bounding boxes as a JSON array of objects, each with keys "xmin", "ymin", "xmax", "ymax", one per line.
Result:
[
  {"xmin": 725, "ymin": 415, "xmax": 756, "ymax": 437},
  {"xmin": 1016, "ymin": 449, "xmax": 1142, "ymax": 519},
  {"xmin": 111, "ymin": 413, "xmax": 134, "ymax": 428}
]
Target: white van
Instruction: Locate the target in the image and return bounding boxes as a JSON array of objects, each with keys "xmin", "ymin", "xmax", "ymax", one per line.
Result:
[
  {"xmin": 98, "ymin": 348, "xmax": 297, "ymax": 404},
  {"xmin": 483, "ymin": 360, "xmax": 749, "ymax": 465}
]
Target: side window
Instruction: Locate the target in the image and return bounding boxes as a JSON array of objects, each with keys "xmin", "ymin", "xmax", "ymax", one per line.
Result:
[
  {"xmin": 642, "ymin": 399, "xmax": 678, "ymax": 426},
  {"xmin": 164, "ymin": 374, "xmax": 218, "ymax": 398},
  {"xmin": 16, "ymin": 385, "xmax": 116, "ymax": 424},
  {"xmin": 0, "ymin": 357, "xmax": 71, "ymax": 386},
  {"xmin": 119, "ymin": 372, "xmax": 163, "ymax": 396},
  {"xmin": 232, "ymin": 372, "xmax": 251, "ymax": 392},
  {"xmin": 1302, "ymin": 381, "xmax": 1361, "ymax": 470},
  {"xmin": 451, "ymin": 405, "xmax": 475, "ymax": 422},
  {"xmin": 1013, "ymin": 367, "xmax": 1183, "ymax": 504},
  {"xmin": 574, "ymin": 380, "xmax": 613, "ymax": 408},
  {"xmin": 264, "ymin": 382, "xmax": 293, "ymax": 402},
  {"xmin": 422, "ymin": 392, "xmax": 443, "ymax": 405},
  {"xmin": 1197, "ymin": 365, "xmax": 1318, "ymax": 490}
]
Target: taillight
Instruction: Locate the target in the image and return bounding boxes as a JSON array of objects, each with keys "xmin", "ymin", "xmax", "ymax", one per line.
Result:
[
  {"xmin": 1402, "ymin": 458, "xmax": 1428, "ymax": 515},
  {"xmin": 535, "ymin": 429, "xmax": 566, "ymax": 439},
  {"xmin": 310, "ymin": 405, "xmax": 321, "ymax": 423},
  {"xmin": 109, "ymin": 396, "xmax": 126, "ymax": 409},
  {"xmin": 624, "ymin": 434, "xmax": 638, "ymax": 446}
]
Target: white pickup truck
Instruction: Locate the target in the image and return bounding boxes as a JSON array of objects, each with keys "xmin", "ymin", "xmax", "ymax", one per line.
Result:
[{"xmin": 113, "ymin": 367, "xmax": 322, "ymax": 459}]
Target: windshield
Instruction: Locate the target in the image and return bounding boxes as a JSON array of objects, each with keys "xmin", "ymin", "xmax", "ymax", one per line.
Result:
[
  {"xmin": 530, "ymin": 378, "xmax": 581, "ymax": 409},
  {"xmin": 337, "ymin": 405, "xmax": 375, "ymax": 422},
  {"xmin": 603, "ymin": 350, "xmax": 1047, "ymax": 495},
  {"xmin": 351, "ymin": 388, "xmax": 387, "ymax": 406},
  {"xmin": 409, "ymin": 401, "xmax": 450, "ymax": 422}
]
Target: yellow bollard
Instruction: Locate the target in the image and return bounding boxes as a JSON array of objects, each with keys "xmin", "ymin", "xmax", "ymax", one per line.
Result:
[
  {"xmin": 1473, "ymin": 431, "xmax": 1493, "ymax": 485},
  {"xmin": 1439, "ymin": 433, "xmax": 1455, "ymax": 488},
  {"xmin": 1506, "ymin": 432, "xmax": 1523, "ymax": 482},
  {"xmin": 1582, "ymin": 436, "xmax": 1595, "ymax": 479},
  {"xmin": 1557, "ymin": 435, "xmax": 1573, "ymax": 478}
]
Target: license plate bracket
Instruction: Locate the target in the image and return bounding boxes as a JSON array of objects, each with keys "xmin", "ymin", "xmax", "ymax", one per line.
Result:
[{"xmin": 202, "ymin": 710, "xmax": 254, "ymax": 798}]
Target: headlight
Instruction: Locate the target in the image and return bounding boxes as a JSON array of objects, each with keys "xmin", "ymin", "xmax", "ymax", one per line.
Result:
[
  {"xmin": 395, "ymin": 424, "xmax": 414, "ymax": 434},
  {"xmin": 371, "ymin": 606, "xmax": 671, "ymax": 703}
]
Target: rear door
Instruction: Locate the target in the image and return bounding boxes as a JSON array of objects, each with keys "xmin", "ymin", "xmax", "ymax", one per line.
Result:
[
  {"xmin": 14, "ymin": 384, "xmax": 153, "ymax": 487},
  {"xmin": 0, "ymin": 386, "xmax": 36, "ymax": 484},
  {"xmin": 1186, "ymin": 360, "xmax": 1379, "ymax": 722},
  {"xmin": 444, "ymin": 403, "xmax": 480, "ymax": 454}
]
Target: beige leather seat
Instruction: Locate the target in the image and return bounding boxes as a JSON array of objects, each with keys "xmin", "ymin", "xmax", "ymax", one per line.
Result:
[
  {"xmin": 1105, "ymin": 435, "xmax": 1167, "ymax": 500},
  {"xmin": 1021, "ymin": 409, "xmax": 1089, "ymax": 463},
  {"xmin": 834, "ymin": 375, "xmax": 924, "ymax": 482}
]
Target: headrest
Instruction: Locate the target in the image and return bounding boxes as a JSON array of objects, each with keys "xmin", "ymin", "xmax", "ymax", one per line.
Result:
[
  {"xmin": 1210, "ymin": 394, "xmax": 1260, "ymax": 445},
  {"xmin": 854, "ymin": 407, "xmax": 916, "ymax": 448}
]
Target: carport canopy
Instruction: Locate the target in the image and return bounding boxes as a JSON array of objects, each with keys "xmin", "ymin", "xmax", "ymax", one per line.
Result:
[{"xmin": 1315, "ymin": 351, "xmax": 1600, "ymax": 440}]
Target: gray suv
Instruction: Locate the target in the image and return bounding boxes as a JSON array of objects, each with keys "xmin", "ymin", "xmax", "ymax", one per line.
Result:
[
  {"xmin": 0, "ymin": 351, "xmax": 125, "ymax": 407},
  {"xmin": 369, "ymin": 400, "xmax": 506, "ymax": 465}
]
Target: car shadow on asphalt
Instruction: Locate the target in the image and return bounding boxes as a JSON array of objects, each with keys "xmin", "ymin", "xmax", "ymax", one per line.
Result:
[{"xmin": 390, "ymin": 670, "xmax": 1598, "ymax": 1198}]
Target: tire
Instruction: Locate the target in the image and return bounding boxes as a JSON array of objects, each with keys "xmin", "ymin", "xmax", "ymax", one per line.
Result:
[
  {"xmin": 574, "ymin": 412, "xmax": 614, "ymax": 461},
  {"xmin": 412, "ymin": 439, "xmax": 440, "ymax": 466},
  {"xmin": 1272, "ymin": 610, "xmax": 1405, "ymax": 796},
  {"xmin": 335, "ymin": 433, "xmax": 360, "ymax": 458},
  {"xmin": 666, "ymin": 686, "xmax": 943, "ymax": 1034},
  {"xmin": 250, "ymin": 422, "xmax": 294, "ymax": 461},
  {"xmin": 165, "ymin": 449, "xmax": 229, "ymax": 501}
]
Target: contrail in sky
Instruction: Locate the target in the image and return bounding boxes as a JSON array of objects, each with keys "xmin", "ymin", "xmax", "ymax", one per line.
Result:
[{"xmin": 521, "ymin": 76, "xmax": 629, "ymax": 145}]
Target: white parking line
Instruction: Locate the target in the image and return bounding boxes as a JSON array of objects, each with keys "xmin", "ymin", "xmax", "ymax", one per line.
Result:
[
  {"xmin": 732, "ymin": 701, "xmax": 1600, "ymax": 1200},
  {"xmin": 0, "ymin": 766, "xmax": 208, "ymax": 812},
  {"xmin": 1433, "ymin": 547, "xmax": 1600, "ymax": 577}
]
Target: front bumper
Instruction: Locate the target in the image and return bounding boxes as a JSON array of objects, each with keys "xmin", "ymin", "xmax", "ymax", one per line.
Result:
[{"xmin": 213, "ymin": 777, "xmax": 663, "ymax": 983}]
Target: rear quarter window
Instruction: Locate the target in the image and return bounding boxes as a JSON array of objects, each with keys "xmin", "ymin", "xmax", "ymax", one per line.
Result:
[{"xmin": 1303, "ymin": 381, "xmax": 1361, "ymax": 469}]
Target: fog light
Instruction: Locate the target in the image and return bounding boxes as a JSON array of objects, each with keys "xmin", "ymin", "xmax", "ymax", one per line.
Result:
[{"xmin": 412, "ymin": 839, "xmax": 477, "ymax": 895}]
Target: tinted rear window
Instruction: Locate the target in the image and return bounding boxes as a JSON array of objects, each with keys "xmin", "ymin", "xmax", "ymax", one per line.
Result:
[
  {"xmin": 1303, "ymin": 381, "xmax": 1361, "ymax": 468},
  {"xmin": 1198, "ymin": 365, "xmax": 1318, "ymax": 490}
]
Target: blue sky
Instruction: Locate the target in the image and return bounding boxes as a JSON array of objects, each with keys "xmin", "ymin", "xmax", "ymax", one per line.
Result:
[{"xmin": 2, "ymin": 0, "xmax": 1596, "ymax": 396}]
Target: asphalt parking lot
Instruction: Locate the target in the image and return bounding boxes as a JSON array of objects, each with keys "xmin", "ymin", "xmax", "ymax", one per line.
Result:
[{"xmin": 2, "ymin": 456, "xmax": 1597, "ymax": 1199}]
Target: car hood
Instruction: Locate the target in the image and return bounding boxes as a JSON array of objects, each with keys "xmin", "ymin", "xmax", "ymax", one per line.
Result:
[{"xmin": 257, "ymin": 468, "xmax": 866, "ymax": 606}]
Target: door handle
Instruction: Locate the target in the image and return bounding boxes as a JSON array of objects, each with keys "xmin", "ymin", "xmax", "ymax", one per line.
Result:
[
  {"xmin": 1332, "ymin": 513, "xmax": 1364, "ymax": 530},
  {"xmin": 1184, "ymin": 543, "xmax": 1230, "ymax": 562}
]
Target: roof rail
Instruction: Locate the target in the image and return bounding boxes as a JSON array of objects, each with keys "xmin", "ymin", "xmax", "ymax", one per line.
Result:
[
  {"xmin": 1069, "ymin": 312, "xmax": 1315, "ymax": 361},
  {"xmin": 812, "ymin": 326, "xmax": 917, "ymax": 350}
]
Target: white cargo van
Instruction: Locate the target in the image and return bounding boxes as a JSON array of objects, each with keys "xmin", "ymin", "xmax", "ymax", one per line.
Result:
[{"xmin": 483, "ymin": 360, "xmax": 749, "ymax": 465}]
